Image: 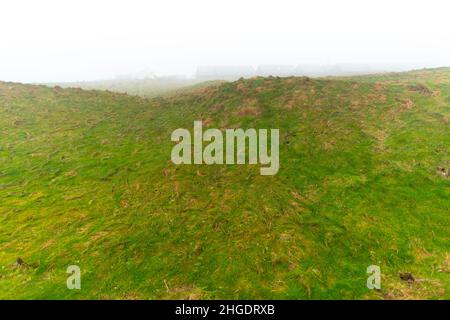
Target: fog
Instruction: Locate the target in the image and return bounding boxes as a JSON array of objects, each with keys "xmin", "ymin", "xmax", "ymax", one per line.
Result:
[{"xmin": 1, "ymin": 0, "xmax": 449, "ymax": 83}]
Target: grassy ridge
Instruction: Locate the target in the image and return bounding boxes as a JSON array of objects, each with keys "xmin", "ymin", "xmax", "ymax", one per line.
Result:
[
  {"xmin": 0, "ymin": 69, "xmax": 449, "ymax": 299},
  {"xmin": 54, "ymin": 78, "xmax": 224, "ymax": 98}
]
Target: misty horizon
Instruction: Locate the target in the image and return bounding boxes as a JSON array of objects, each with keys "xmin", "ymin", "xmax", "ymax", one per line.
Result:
[
  {"xmin": 1, "ymin": 0, "xmax": 449, "ymax": 83},
  {"xmin": 34, "ymin": 63, "xmax": 448, "ymax": 85}
]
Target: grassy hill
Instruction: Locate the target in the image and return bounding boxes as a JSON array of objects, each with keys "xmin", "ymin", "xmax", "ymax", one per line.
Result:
[
  {"xmin": 0, "ymin": 69, "xmax": 449, "ymax": 299},
  {"xmin": 53, "ymin": 78, "xmax": 221, "ymax": 98}
]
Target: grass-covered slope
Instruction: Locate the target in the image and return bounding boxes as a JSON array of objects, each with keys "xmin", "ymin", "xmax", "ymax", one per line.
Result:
[{"xmin": 0, "ymin": 69, "xmax": 449, "ymax": 299}]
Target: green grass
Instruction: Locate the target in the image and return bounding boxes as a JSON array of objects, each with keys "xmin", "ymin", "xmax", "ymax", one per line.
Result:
[{"xmin": 0, "ymin": 69, "xmax": 449, "ymax": 299}]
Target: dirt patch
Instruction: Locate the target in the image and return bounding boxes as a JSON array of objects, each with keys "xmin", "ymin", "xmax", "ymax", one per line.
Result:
[
  {"xmin": 436, "ymin": 166, "xmax": 449, "ymax": 178},
  {"xmin": 399, "ymin": 98, "xmax": 414, "ymax": 112},
  {"xmin": 236, "ymin": 82, "xmax": 247, "ymax": 91},
  {"xmin": 283, "ymin": 98, "xmax": 296, "ymax": 110},
  {"xmin": 323, "ymin": 139, "xmax": 336, "ymax": 151},
  {"xmin": 13, "ymin": 257, "xmax": 36, "ymax": 269},
  {"xmin": 202, "ymin": 117, "xmax": 213, "ymax": 127},
  {"xmin": 234, "ymin": 106, "xmax": 261, "ymax": 116},
  {"xmin": 407, "ymin": 83, "xmax": 434, "ymax": 96},
  {"xmin": 374, "ymin": 83, "xmax": 384, "ymax": 92},
  {"xmin": 399, "ymin": 272, "xmax": 415, "ymax": 283}
]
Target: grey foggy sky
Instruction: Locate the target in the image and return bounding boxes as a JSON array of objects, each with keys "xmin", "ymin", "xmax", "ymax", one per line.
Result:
[{"xmin": 1, "ymin": 0, "xmax": 449, "ymax": 83}]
